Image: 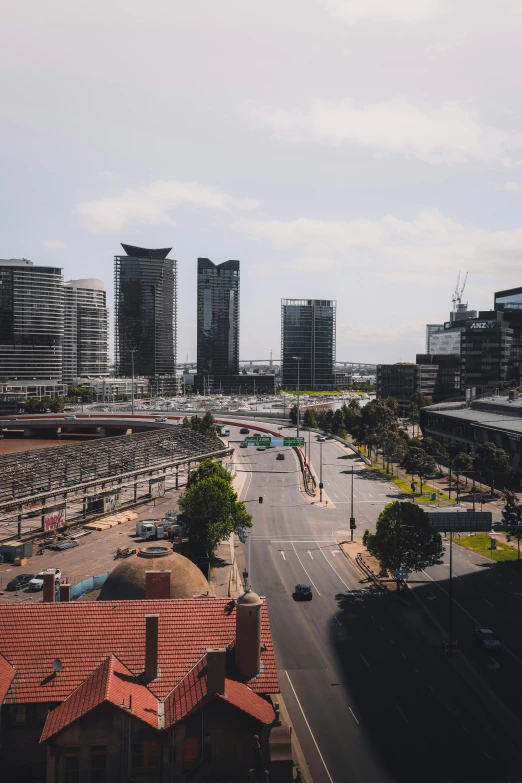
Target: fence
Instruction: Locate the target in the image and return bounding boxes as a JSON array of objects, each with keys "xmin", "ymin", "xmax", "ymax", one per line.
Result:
[{"xmin": 58, "ymin": 572, "xmax": 109, "ymax": 601}]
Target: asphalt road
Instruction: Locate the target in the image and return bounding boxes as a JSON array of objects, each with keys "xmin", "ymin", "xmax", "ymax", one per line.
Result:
[{"xmin": 231, "ymin": 425, "xmax": 522, "ymax": 783}]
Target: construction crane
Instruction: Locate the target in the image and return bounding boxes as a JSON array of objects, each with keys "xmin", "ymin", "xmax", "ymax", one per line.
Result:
[{"xmin": 452, "ymin": 271, "xmax": 468, "ymax": 312}]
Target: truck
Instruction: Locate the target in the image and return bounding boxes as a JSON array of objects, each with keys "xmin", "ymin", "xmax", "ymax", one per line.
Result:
[
  {"xmin": 215, "ymin": 424, "xmax": 230, "ymax": 436},
  {"xmin": 135, "ymin": 520, "xmax": 165, "ymax": 540}
]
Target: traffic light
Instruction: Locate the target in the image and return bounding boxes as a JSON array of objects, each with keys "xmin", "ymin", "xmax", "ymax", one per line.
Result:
[{"xmin": 259, "ymin": 497, "xmax": 263, "ymax": 504}]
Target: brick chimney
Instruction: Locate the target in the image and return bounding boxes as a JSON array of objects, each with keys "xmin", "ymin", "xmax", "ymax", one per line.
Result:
[
  {"xmin": 144, "ymin": 614, "xmax": 159, "ymax": 682},
  {"xmin": 42, "ymin": 572, "xmax": 55, "ymax": 603},
  {"xmin": 206, "ymin": 648, "xmax": 226, "ymax": 696},
  {"xmin": 59, "ymin": 583, "xmax": 71, "ymax": 603},
  {"xmin": 145, "ymin": 570, "xmax": 171, "ymax": 599}
]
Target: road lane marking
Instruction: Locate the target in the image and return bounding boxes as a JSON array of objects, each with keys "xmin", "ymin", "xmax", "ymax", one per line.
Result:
[
  {"xmin": 281, "ymin": 552, "xmax": 286, "ymax": 561},
  {"xmin": 414, "ymin": 668, "xmax": 420, "ymax": 675},
  {"xmin": 360, "ymin": 654, "xmax": 370, "ymax": 667},
  {"xmin": 462, "ymin": 725, "xmax": 469, "ymax": 734},
  {"xmin": 315, "ymin": 542, "xmax": 352, "ymax": 591},
  {"xmin": 308, "ymin": 550, "xmax": 314, "ymax": 560},
  {"xmin": 396, "ymin": 706, "xmax": 408, "ymax": 723},
  {"xmin": 484, "ymin": 599, "xmax": 494, "ymax": 607},
  {"xmin": 284, "ymin": 671, "xmax": 335, "ymax": 783},
  {"xmin": 349, "ymin": 707, "xmax": 360, "ymax": 725},
  {"xmin": 291, "ymin": 542, "xmax": 321, "ymax": 595},
  {"xmin": 334, "ymin": 616, "xmax": 342, "ymax": 626}
]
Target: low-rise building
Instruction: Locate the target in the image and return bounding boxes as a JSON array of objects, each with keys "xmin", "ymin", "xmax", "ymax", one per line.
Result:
[{"xmin": 376, "ymin": 363, "xmax": 438, "ymax": 415}]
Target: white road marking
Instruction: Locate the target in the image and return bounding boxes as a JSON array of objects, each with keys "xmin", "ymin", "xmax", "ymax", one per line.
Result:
[
  {"xmin": 484, "ymin": 599, "xmax": 494, "ymax": 607},
  {"xmin": 291, "ymin": 542, "xmax": 321, "ymax": 595},
  {"xmin": 414, "ymin": 668, "xmax": 420, "ymax": 675},
  {"xmin": 360, "ymin": 654, "xmax": 370, "ymax": 667},
  {"xmin": 396, "ymin": 706, "xmax": 408, "ymax": 723},
  {"xmin": 334, "ymin": 616, "xmax": 342, "ymax": 626},
  {"xmin": 462, "ymin": 725, "xmax": 469, "ymax": 734},
  {"xmin": 349, "ymin": 707, "xmax": 360, "ymax": 725},
  {"xmin": 332, "ymin": 550, "xmax": 341, "ymax": 556},
  {"xmin": 308, "ymin": 550, "xmax": 314, "ymax": 560},
  {"xmin": 281, "ymin": 552, "xmax": 286, "ymax": 561},
  {"xmin": 284, "ymin": 672, "xmax": 335, "ymax": 783},
  {"xmin": 316, "ymin": 542, "xmax": 352, "ymax": 591}
]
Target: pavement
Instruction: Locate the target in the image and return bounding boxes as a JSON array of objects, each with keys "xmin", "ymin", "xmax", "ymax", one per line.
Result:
[{"xmin": 232, "ymin": 425, "xmax": 522, "ymax": 783}]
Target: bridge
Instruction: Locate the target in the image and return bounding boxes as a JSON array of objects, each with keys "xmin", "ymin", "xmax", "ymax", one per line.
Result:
[{"xmin": 176, "ymin": 360, "xmax": 377, "ymax": 371}]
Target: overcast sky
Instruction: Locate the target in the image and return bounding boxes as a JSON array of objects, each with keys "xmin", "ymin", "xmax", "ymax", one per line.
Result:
[{"xmin": 2, "ymin": 0, "xmax": 522, "ymax": 364}]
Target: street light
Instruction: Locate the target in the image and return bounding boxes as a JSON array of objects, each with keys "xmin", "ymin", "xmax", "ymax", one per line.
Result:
[
  {"xmin": 130, "ymin": 349, "xmax": 137, "ymax": 417},
  {"xmin": 292, "ymin": 356, "xmax": 302, "ymax": 440},
  {"xmin": 319, "ymin": 439, "xmax": 323, "ymax": 503}
]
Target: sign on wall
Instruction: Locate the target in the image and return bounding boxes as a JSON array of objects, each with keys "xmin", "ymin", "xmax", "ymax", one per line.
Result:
[
  {"xmin": 43, "ymin": 506, "xmax": 66, "ymax": 532},
  {"xmin": 150, "ymin": 477, "xmax": 165, "ymax": 498}
]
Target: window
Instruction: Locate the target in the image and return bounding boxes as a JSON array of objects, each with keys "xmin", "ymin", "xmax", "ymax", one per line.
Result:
[
  {"xmin": 14, "ymin": 704, "xmax": 26, "ymax": 725},
  {"xmin": 90, "ymin": 744, "xmax": 107, "ymax": 783},
  {"xmin": 64, "ymin": 746, "xmax": 80, "ymax": 783},
  {"xmin": 131, "ymin": 741, "xmax": 161, "ymax": 773}
]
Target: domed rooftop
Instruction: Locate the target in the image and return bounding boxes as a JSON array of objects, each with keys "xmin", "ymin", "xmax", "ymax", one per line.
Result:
[
  {"xmin": 98, "ymin": 547, "xmax": 210, "ymax": 601},
  {"xmin": 237, "ymin": 590, "xmax": 262, "ymax": 606}
]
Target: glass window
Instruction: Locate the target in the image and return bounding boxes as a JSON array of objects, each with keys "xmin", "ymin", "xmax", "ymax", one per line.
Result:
[
  {"xmin": 91, "ymin": 745, "xmax": 107, "ymax": 783},
  {"xmin": 64, "ymin": 747, "xmax": 80, "ymax": 783},
  {"xmin": 132, "ymin": 741, "xmax": 161, "ymax": 773}
]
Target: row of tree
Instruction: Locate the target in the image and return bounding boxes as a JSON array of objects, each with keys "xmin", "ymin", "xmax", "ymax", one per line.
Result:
[{"xmin": 182, "ymin": 411, "xmax": 217, "ymax": 436}]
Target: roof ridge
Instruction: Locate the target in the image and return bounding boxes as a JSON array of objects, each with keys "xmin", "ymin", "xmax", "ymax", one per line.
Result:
[{"xmin": 163, "ymin": 651, "xmax": 207, "ymax": 703}]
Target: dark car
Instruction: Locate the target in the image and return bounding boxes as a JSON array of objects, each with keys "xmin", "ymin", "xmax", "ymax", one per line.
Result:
[
  {"xmin": 240, "ymin": 427, "xmax": 250, "ymax": 434},
  {"xmin": 6, "ymin": 573, "xmax": 34, "ymax": 592},
  {"xmin": 294, "ymin": 583, "xmax": 312, "ymax": 600},
  {"xmin": 276, "ymin": 453, "xmax": 285, "ymax": 460}
]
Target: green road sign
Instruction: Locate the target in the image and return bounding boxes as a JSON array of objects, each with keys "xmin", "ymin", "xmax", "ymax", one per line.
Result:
[
  {"xmin": 283, "ymin": 437, "xmax": 305, "ymax": 447},
  {"xmin": 245, "ymin": 436, "xmax": 272, "ymax": 446}
]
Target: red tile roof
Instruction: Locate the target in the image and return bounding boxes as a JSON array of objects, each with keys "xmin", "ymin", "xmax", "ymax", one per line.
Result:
[
  {"xmin": 0, "ymin": 653, "xmax": 15, "ymax": 706},
  {"xmin": 0, "ymin": 598, "xmax": 278, "ymax": 711},
  {"xmin": 41, "ymin": 654, "xmax": 159, "ymax": 741}
]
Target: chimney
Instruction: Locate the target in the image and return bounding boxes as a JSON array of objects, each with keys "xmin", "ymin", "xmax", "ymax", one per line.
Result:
[
  {"xmin": 59, "ymin": 583, "xmax": 71, "ymax": 603},
  {"xmin": 235, "ymin": 591, "xmax": 262, "ymax": 679},
  {"xmin": 206, "ymin": 648, "xmax": 226, "ymax": 696},
  {"xmin": 144, "ymin": 614, "xmax": 159, "ymax": 682},
  {"xmin": 146, "ymin": 570, "xmax": 171, "ymax": 599},
  {"xmin": 42, "ymin": 572, "xmax": 55, "ymax": 603}
]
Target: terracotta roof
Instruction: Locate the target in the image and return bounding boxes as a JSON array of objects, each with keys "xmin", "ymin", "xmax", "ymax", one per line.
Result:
[
  {"xmin": 219, "ymin": 679, "xmax": 275, "ymax": 725},
  {"xmin": 0, "ymin": 599, "xmax": 278, "ymax": 706},
  {"xmin": 0, "ymin": 654, "xmax": 15, "ymax": 705},
  {"xmin": 41, "ymin": 655, "xmax": 159, "ymax": 742}
]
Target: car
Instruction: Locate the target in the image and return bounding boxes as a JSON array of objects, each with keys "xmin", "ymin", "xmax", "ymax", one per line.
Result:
[
  {"xmin": 257, "ymin": 446, "xmax": 266, "ymax": 451},
  {"xmin": 155, "ymin": 417, "xmax": 167, "ymax": 423},
  {"xmin": 6, "ymin": 574, "xmax": 34, "ymax": 592},
  {"xmin": 28, "ymin": 568, "xmax": 62, "ymax": 591},
  {"xmin": 254, "ymin": 433, "xmax": 262, "ymax": 438},
  {"xmin": 64, "ymin": 415, "xmax": 76, "ymax": 420},
  {"xmin": 294, "ymin": 584, "xmax": 312, "ymax": 601},
  {"xmin": 240, "ymin": 442, "xmax": 248, "ymax": 448},
  {"xmin": 240, "ymin": 427, "xmax": 250, "ymax": 434},
  {"xmin": 473, "ymin": 627, "xmax": 501, "ymax": 651},
  {"xmin": 276, "ymin": 453, "xmax": 285, "ymax": 460},
  {"xmin": 317, "ymin": 436, "xmax": 326, "ymax": 442}
]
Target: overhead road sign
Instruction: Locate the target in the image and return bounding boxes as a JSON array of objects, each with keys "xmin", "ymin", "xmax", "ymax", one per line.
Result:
[
  {"xmin": 245, "ymin": 436, "xmax": 272, "ymax": 446},
  {"xmin": 283, "ymin": 437, "xmax": 305, "ymax": 447},
  {"xmin": 426, "ymin": 510, "xmax": 492, "ymax": 533}
]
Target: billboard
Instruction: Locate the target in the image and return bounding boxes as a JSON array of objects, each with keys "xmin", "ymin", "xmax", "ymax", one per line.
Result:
[
  {"xmin": 150, "ymin": 477, "xmax": 165, "ymax": 498},
  {"xmin": 426, "ymin": 511, "xmax": 492, "ymax": 533},
  {"xmin": 43, "ymin": 506, "xmax": 66, "ymax": 532}
]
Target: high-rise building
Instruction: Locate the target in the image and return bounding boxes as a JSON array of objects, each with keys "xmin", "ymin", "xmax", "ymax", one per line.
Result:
[
  {"xmin": 376, "ymin": 363, "xmax": 438, "ymax": 415},
  {"xmin": 0, "ymin": 259, "xmax": 64, "ymax": 382},
  {"xmin": 281, "ymin": 299, "xmax": 336, "ymax": 390},
  {"xmin": 426, "ymin": 324, "xmax": 444, "ymax": 353},
  {"xmin": 114, "ymin": 244, "xmax": 177, "ymax": 379},
  {"xmin": 63, "ymin": 278, "xmax": 109, "ymax": 384},
  {"xmin": 196, "ymin": 258, "xmax": 239, "ymax": 379}
]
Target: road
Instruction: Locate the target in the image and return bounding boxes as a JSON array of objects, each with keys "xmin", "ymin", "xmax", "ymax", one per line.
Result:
[{"xmin": 231, "ymin": 426, "xmax": 522, "ymax": 783}]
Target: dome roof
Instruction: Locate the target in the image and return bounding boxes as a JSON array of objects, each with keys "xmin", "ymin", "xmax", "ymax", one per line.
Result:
[
  {"xmin": 237, "ymin": 590, "xmax": 262, "ymax": 606},
  {"xmin": 98, "ymin": 548, "xmax": 209, "ymax": 601}
]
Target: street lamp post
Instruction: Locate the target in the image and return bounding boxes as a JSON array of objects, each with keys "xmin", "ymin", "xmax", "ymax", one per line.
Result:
[
  {"xmin": 350, "ymin": 465, "xmax": 355, "ymax": 542},
  {"xmin": 319, "ymin": 440, "xmax": 323, "ymax": 503},
  {"xmin": 292, "ymin": 356, "xmax": 302, "ymax": 440},
  {"xmin": 130, "ymin": 349, "xmax": 136, "ymax": 417}
]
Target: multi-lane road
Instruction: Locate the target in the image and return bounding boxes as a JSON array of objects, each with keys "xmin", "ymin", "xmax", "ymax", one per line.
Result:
[{"xmin": 231, "ymin": 425, "xmax": 522, "ymax": 783}]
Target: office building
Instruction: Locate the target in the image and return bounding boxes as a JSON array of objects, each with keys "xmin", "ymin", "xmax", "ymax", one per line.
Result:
[
  {"xmin": 460, "ymin": 311, "xmax": 513, "ymax": 395},
  {"xmin": 281, "ymin": 299, "xmax": 336, "ymax": 390},
  {"xmin": 114, "ymin": 244, "xmax": 177, "ymax": 380},
  {"xmin": 416, "ymin": 353, "xmax": 461, "ymax": 402},
  {"xmin": 376, "ymin": 363, "xmax": 438, "ymax": 415},
  {"xmin": 429, "ymin": 325, "xmax": 464, "ymax": 355},
  {"xmin": 63, "ymin": 278, "xmax": 109, "ymax": 384},
  {"xmin": 426, "ymin": 324, "xmax": 444, "ymax": 353},
  {"xmin": 0, "ymin": 259, "xmax": 64, "ymax": 384}
]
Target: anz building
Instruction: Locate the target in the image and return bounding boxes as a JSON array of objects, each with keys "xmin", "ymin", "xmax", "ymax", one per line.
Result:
[{"xmin": 460, "ymin": 312, "xmax": 513, "ymax": 395}]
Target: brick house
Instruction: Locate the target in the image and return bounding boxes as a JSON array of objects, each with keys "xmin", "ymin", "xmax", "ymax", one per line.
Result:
[{"xmin": 0, "ymin": 579, "xmax": 287, "ymax": 783}]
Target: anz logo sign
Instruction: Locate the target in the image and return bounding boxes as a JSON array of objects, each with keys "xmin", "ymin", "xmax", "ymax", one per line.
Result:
[{"xmin": 470, "ymin": 321, "xmax": 497, "ymax": 329}]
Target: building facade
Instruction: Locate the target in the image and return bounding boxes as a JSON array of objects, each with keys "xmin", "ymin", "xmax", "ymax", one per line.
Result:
[
  {"xmin": 63, "ymin": 279, "xmax": 109, "ymax": 384},
  {"xmin": 460, "ymin": 312, "xmax": 513, "ymax": 395},
  {"xmin": 426, "ymin": 324, "xmax": 444, "ymax": 353},
  {"xmin": 376, "ymin": 363, "xmax": 438, "ymax": 415},
  {"xmin": 0, "ymin": 259, "xmax": 64, "ymax": 382},
  {"xmin": 281, "ymin": 299, "xmax": 336, "ymax": 390},
  {"xmin": 416, "ymin": 353, "xmax": 461, "ymax": 402},
  {"xmin": 114, "ymin": 244, "xmax": 177, "ymax": 380}
]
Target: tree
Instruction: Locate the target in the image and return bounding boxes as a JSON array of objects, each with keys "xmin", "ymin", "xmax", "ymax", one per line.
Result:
[
  {"xmin": 452, "ymin": 451, "xmax": 473, "ymax": 490},
  {"xmin": 303, "ymin": 409, "xmax": 318, "ymax": 428},
  {"xmin": 365, "ymin": 502, "xmax": 444, "ymax": 578},
  {"xmin": 473, "ymin": 442, "xmax": 511, "ymax": 497},
  {"xmin": 187, "ymin": 459, "xmax": 232, "ymax": 489},
  {"xmin": 403, "ymin": 447, "xmax": 437, "ymax": 496},
  {"xmin": 289, "ymin": 404, "xmax": 298, "ymax": 424},
  {"xmin": 381, "ymin": 432, "xmax": 407, "ymax": 474},
  {"xmin": 199, "ymin": 411, "xmax": 216, "ymax": 436},
  {"xmin": 178, "ymin": 475, "xmax": 253, "ymax": 558}
]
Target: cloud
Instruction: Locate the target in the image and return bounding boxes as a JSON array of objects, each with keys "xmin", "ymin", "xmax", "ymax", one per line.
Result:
[
  {"xmin": 320, "ymin": 0, "xmax": 448, "ymax": 26},
  {"xmin": 426, "ymin": 40, "xmax": 450, "ymax": 55},
  {"xmin": 74, "ymin": 180, "xmax": 260, "ymax": 233},
  {"xmin": 501, "ymin": 181, "xmax": 522, "ymax": 191},
  {"xmin": 43, "ymin": 239, "xmax": 66, "ymax": 250},
  {"xmin": 245, "ymin": 96, "xmax": 522, "ymax": 164},
  {"xmin": 234, "ymin": 209, "xmax": 522, "ymax": 279},
  {"xmin": 284, "ymin": 255, "xmax": 338, "ymax": 270}
]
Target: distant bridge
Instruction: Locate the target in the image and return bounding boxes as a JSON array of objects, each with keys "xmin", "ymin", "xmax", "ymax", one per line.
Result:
[{"xmin": 176, "ymin": 360, "xmax": 377, "ymax": 371}]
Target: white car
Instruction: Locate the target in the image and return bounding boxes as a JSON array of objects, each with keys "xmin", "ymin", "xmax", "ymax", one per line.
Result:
[
  {"xmin": 317, "ymin": 436, "xmax": 326, "ymax": 442},
  {"xmin": 29, "ymin": 568, "xmax": 62, "ymax": 591},
  {"xmin": 155, "ymin": 417, "xmax": 167, "ymax": 423}
]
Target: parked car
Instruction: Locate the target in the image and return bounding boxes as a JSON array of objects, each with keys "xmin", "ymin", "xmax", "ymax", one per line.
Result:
[
  {"xmin": 276, "ymin": 453, "xmax": 285, "ymax": 460},
  {"xmin": 155, "ymin": 417, "xmax": 167, "ymax": 423},
  {"xmin": 473, "ymin": 627, "xmax": 501, "ymax": 652},
  {"xmin": 240, "ymin": 427, "xmax": 250, "ymax": 434},
  {"xmin": 6, "ymin": 573, "xmax": 34, "ymax": 592},
  {"xmin": 28, "ymin": 568, "xmax": 62, "ymax": 591},
  {"xmin": 294, "ymin": 584, "xmax": 312, "ymax": 601}
]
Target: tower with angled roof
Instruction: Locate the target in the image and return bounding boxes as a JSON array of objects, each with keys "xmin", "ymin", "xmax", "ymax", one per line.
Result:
[{"xmin": 114, "ymin": 244, "xmax": 177, "ymax": 380}]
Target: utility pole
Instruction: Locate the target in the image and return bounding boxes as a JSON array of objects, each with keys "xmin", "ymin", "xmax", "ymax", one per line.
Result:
[
  {"xmin": 293, "ymin": 356, "xmax": 302, "ymax": 440},
  {"xmin": 319, "ymin": 440, "xmax": 323, "ymax": 503},
  {"xmin": 350, "ymin": 465, "xmax": 355, "ymax": 542},
  {"xmin": 448, "ymin": 531, "xmax": 454, "ymax": 656},
  {"xmin": 131, "ymin": 349, "xmax": 136, "ymax": 417}
]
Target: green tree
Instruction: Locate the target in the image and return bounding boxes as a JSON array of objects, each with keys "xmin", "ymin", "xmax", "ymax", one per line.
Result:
[
  {"xmin": 502, "ymin": 491, "xmax": 522, "ymax": 539},
  {"xmin": 178, "ymin": 475, "xmax": 253, "ymax": 558},
  {"xmin": 48, "ymin": 397, "xmax": 66, "ymax": 413},
  {"xmin": 187, "ymin": 459, "xmax": 232, "ymax": 488},
  {"xmin": 452, "ymin": 451, "xmax": 473, "ymax": 490},
  {"xmin": 199, "ymin": 411, "xmax": 216, "ymax": 436},
  {"xmin": 303, "ymin": 409, "xmax": 318, "ymax": 428},
  {"xmin": 289, "ymin": 404, "xmax": 298, "ymax": 424},
  {"xmin": 473, "ymin": 442, "xmax": 511, "ymax": 497},
  {"xmin": 365, "ymin": 502, "xmax": 444, "ymax": 578},
  {"xmin": 381, "ymin": 432, "xmax": 407, "ymax": 474},
  {"xmin": 403, "ymin": 447, "xmax": 437, "ymax": 496}
]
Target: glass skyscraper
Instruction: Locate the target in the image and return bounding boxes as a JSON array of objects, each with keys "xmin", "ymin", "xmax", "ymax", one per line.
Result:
[
  {"xmin": 114, "ymin": 244, "xmax": 177, "ymax": 378},
  {"xmin": 196, "ymin": 258, "xmax": 239, "ymax": 379},
  {"xmin": 281, "ymin": 299, "xmax": 336, "ymax": 390}
]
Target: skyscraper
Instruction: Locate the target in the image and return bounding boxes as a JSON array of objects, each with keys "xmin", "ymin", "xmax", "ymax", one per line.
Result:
[
  {"xmin": 196, "ymin": 258, "xmax": 239, "ymax": 383},
  {"xmin": 114, "ymin": 244, "xmax": 177, "ymax": 379},
  {"xmin": 281, "ymin": 299, "xmax": 336, "ymax": 390},
  {"xmin": 0, "ymin": 259, "xmax": 64, "ymax": 381},
  {"xmin": 63, "ymin": 278, "xmax": 109, "ymax": 384},
  {"xmin": 426, "ymin": 324, "xmax": 444, "ymax": 353}
]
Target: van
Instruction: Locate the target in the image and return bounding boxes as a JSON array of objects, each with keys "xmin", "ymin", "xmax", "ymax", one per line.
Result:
[{"xmin": 219, "ymin": 426, "xmax": 230, "ymax": 436}]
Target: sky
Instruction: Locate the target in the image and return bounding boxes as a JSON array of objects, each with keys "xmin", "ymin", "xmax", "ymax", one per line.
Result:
[{"xmin": 2, "ymin": 0, "xmax": 522, "ymax": 364}]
